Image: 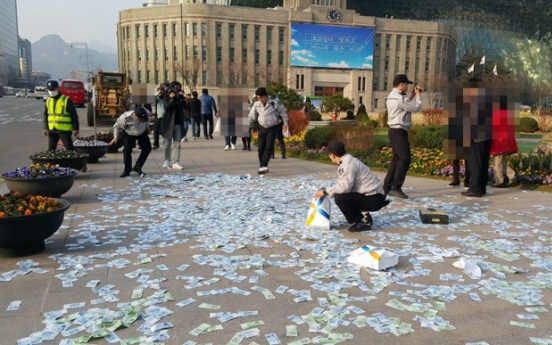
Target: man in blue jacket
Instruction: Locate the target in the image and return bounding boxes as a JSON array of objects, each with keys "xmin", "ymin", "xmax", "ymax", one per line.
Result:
[{"xmin": 199, "ymin": 88, "xmax": 218, "ymax": 139}]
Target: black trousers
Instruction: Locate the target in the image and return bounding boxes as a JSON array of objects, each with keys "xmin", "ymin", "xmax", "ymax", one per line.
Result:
[
  {"xmin": 257, "ymin": 125, "xmax": 278, "ymax": 168},
  {"xmin": 383, "ymin": 128, "xmax": 411, "ymax": 193},
  {"xmin": 153, "ymin": 117, "xmax": 162, "ymax": 146},
  {"xmin": 48, "ymin": 131, "xmax": 74, "ymax": 151},
  {"xmin": 122, "ymin": 131, "xmax": 152, "ymax": 173},
  {"xmin": 467, "ymin": 140, "xmax": 491, "ymax": 194},
  {"xmin": 452, "ymin": 159, "xmax": 470, "ymax": 184},
  {"xmin": 334, "ymin": 193, "xmax": 387, "ymax": 224},
  {"xmin": 201, "ymin": 113, "xmax": 214, "ymax": 137}
]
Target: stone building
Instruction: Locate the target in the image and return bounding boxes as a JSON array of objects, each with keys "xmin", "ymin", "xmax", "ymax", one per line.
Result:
[{"xmin": 118, "ymin": 0, "xmax": 457, "ymax": 111}]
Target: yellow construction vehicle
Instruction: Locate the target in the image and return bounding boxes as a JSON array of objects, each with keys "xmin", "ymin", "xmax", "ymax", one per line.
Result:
[{"xmin": 87, "ymin": 72, "xmax": 132, "ymax": 126}]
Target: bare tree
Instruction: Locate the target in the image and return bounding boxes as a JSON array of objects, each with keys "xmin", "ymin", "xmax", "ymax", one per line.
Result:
[
  {"xmin": 174, "ymin": 59, "xmax": 201, "ymax": 93},
  {"xmin": 221, "ymin": 64, "xmax": 247, "ymax": 85},
  {"xmin": 416, "ymin": 72, "xmax": 450, "ymax": 109}
]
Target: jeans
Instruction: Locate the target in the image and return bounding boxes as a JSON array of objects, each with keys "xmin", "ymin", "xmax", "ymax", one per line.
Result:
[
  {"xmin": 257, "ymin": 125, "xmax": 278, "ymax": 168},
  {"xmin": 191, "ymin": 116, "xmax": 201, "ymax": 138},
  {"xmin": 163, "ymin": 125, "xmax": 182, "ymax": 164},
  {"xmin": 182, "ymin": 119, "xmax": 189, "ymax": 138},
  {"xmin": 48, "ymin": 131, "xmax": 74, "ymax": 151},
  {"xmin": 225, "ymin": 136, "xmax": 237, "ymax": 146},
  {"xmin": 334, "ymin": 193, "xmax": 387, "ymax": 224},
  {"xmin": 123, "ymin": 131, "xmax": 151, "ymax": 173},
  {"xmin": 201, "ymin": 113, "xmax": 214, "ymax": 138},
  {"xmin": 383, "ymin": 128, "xmax": 411, "ymax": 193}
]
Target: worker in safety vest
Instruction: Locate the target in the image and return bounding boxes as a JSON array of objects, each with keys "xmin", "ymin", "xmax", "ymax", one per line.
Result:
[{"xmin": 42, "ymin": 80, "xmax": 79, "ymax": 151}]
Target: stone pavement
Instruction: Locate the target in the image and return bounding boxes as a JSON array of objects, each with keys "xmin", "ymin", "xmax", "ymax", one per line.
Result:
[{"xmin": 1, "ymin": 136, "xmax": 552, "ymax": 345}]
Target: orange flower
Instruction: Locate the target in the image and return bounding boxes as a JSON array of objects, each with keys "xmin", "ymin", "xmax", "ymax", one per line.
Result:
[
  {"xmin": 0, "ymin": 212, "xmax": 4, "ymax": 218},
  {"xmin": 46, "ymin": 207, "xmax": 54, "ymax": 212},
  {"xmin": 18, "ymin": 206, "xmax": 24, "ymax": 212},
  {"xmin": 24, "ymin": 209, "xmax": 32, "ymax": 216}
]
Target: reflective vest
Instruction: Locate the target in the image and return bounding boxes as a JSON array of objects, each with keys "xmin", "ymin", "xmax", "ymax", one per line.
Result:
[{"xmin": 47, "ymin": 95, "xmax": 72, "ymax": 131}]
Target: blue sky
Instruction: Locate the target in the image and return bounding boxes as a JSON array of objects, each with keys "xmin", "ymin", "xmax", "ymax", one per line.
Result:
[
  {"xmin": 17, "ymin": 0, "xmax": 139, "ymax": 48},
  {"xmin": 290, "ymin": 23, "xmax": 374, "ymax": 69}
]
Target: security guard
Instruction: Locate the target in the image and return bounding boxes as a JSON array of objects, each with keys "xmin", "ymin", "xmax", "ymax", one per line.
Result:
[
  {"xmin": 42, "ymin": 80, "xmax": 79, "ymax": 151},
  {"xmin": 314, "ymin": 140, "xmax": 390, "ymax": 232}
]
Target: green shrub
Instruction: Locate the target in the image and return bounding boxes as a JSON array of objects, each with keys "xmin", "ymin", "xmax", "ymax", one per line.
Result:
[
  {"xmin": 372, "ymin": 138, "xmax": 388, "ymax": 149},
  {"xmin": 304, "ymin": 126, "xmax": 334, "ymax": 149},
  {"xmin": 345, "ymin": 110, "xmax": 355, "ymax": 120},
  {"xmin": 378, "ymin": 110, "xmax": 389, "ymax": 127},
  {"xmin": 520, "ymin": 117, "xmax": 539, "ymax": 133},
  {"xmin": 364, "ymin": 118, "xmax": 379, "ymax": 128},
  {"xmin": 410, "ymin": 125, "xmax": 444, "ymax": 149},
  {"xmin": 355, "ymin": 111, "xmax": 369, "ymax": 122},
  {"xmin": 307, "ymin": 109, "xmax": 322, "ymax": 121},
  {"xmin": 356, "ymin": 104, "xmax": 367, "ymax": 116}
]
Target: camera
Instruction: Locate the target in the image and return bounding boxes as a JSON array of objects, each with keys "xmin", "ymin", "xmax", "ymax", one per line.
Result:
[{"xmin": 415, "ymin": 85, "xmax": 423, "ymax": 92}]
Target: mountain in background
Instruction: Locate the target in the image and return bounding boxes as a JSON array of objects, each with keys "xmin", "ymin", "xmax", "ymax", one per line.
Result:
[{"xmin": 32, "ymin": 34, "xmax": 118, "ymax": 81}]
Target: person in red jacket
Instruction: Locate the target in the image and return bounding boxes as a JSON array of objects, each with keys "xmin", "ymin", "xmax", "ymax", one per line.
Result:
[{"xmin": 490, "ymin": 98, "xmax": 518, "ymax": 188}]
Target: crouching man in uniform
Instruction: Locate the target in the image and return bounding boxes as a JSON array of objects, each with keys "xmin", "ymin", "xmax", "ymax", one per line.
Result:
[
  {"xmin": 110, "ymin": 106, "xmax": 152, "ymax": 178},
  {"xmin": 313, "ymin": 140, "xmax": 390, "ymax": 232}
]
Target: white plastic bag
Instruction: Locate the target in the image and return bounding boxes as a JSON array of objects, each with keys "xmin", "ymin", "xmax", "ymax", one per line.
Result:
[
  {"xmin": 347, "ymin": 246, "xmax": 399, "ymax": 271},
  {"xmin": 283, "ymin": 127, "xmax": 291, "ymax": 138},
  {"xmin": 213, "ymin": 118, "xmax": 221, "ymax": 135},
  {"xmin": 306, "ymin": 196, "xmax": 331, "ymax": 229}
]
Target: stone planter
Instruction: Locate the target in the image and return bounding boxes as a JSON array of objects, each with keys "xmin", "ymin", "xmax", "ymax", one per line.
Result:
[
  {"xmin": 2, "ymin": 170, "xmax": 78, "ymax": 198},
  {"xmin": 0, "ymin": 199, "xmax": 71, "ymax": 256},
  {"xmin": 74, "ymin": 146, "xmax": 108, "ymax": 163},
  {"xmin": 30, "ymin": 155, "xmax": 88, "ymax": 171}
]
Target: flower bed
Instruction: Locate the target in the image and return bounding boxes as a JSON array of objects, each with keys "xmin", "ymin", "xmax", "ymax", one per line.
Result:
[
  {"xmin": 2, "ymin": 164, "xmax": 75, "ymax": 179},
  {"xmin": 30, "ymin": 149, "xmax": 88, "ymax": 160},
  {"xmin": 0, "ymin": 191, "xmax": 64, "ymax": 218}
]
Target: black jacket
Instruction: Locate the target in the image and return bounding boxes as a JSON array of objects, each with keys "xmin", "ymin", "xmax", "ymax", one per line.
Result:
[{"xmin": 162, "ymin": 96, "xmax": 187, "ymax": 136}]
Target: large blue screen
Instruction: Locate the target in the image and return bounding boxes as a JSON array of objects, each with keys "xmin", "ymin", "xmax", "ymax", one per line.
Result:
[{"xmin": 290, "ymin": 23, "xmax": 374, "ymax": 70}]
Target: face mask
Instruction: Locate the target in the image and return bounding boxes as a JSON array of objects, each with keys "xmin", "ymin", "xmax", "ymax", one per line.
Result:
[{"xmin": 48, "ymin": 90, "xmax": 59, "ymax": 97}]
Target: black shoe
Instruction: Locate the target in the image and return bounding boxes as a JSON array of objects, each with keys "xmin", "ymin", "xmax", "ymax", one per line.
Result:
[
  {"xmin": 205, "ymin": 136, "xmax": 209, "ymax": 140},
  {"xmin": 448, "ymin": 179, "xmax": 460, "ymax": 187},
  {"xmin": 132, "ymin": 167, "xmax": 145, "ymax": 178},
  {"xmin": 388, "ymin": 189, "xmax": 409, "ymax": 199},
  {"xmin": 248, "ymin": 146, "xmax": 251, "ymax": 151},
  {"xmin": 210, "ymin": 135, "xmax": 214, "ymax": 139},
  {"xmin": 242, "ymin": 146, "xmax": 247, "ymax": 151},
  {"xmin": 461, "ymin": 191, "xmax": 482, "ymax": 197},
  {"xmin": 282, "ymin": 155, "xmax": 286, "ymax": 159},
  {"xmin": 348, "ymin": 216, "xmax": 373, "ymax": 232},
  {"xmin": 120, "ymin": 171, "xmax": 130, "ymax": 178},
  {"xmin": 383, "ymin": 199, "xmax": 391, "ymax": 207},
  {"xmin": 490, "ymin": 182, "xmax": 506, "ymax": 188},
  {"xmin": 152, "ymin": 145, "xmax": 159, "ymax": 150}
]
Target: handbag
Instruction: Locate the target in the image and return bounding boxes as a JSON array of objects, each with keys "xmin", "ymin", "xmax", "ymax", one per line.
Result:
[
  {"xmin": 213, "ymin": 117, "xmax": 221, "ymax": 135},
  {"xmin": 283, "ymin": 127, "xmax": 291, "ymax": 138}
]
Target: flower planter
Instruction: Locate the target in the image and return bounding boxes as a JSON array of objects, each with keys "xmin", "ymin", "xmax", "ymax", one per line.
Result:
[
  {"xmin": 74, "ymin": 145, "xmax": 108, "ymax": 163},
  {"xmin": 0, "ymin": 198, "xmax": 70, "ymax": 256},
  {"xmin": 2, "ymin": 169, "xmax": 78, "ymax": 197},
  {"xmin": 30, "ymin": 156, "xmax": 88, "ymax": 171}
]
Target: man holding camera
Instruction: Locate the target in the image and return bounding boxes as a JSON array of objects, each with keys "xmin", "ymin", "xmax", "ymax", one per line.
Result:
[{"xmin": 383, "ymin": 74, "xmax": 422, "ymax": 199}]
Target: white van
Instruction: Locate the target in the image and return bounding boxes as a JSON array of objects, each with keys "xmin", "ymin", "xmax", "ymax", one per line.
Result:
[{"xmin": 34, "ymin": 86, "xmax": 47, "ymax": 100}]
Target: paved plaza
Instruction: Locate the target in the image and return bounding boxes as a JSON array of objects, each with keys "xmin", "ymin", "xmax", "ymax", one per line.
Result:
[{"xmin": 1, "ymin": 137, "xmax": 552, "ymax": 345}]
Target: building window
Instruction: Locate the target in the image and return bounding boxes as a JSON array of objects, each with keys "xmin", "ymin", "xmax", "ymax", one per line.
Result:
[
  {"xmin": 375, "ymin": 34, "xmax": 380, "ymax": 49},
  {"xmin": 146, "ymin": 70, "xmax": 151, "ymax": 83},
  {"xmin": 267, "ymin": 26, "xmax": 273, "ymax": 42},
  {"xmin": 359, "ymin": 96, "xmax": 363, "ymax": 105},
  {"xmin": 137, "ymin": 70, "xmax": 142, "ymax": 83},
  {"xmin": 279, "ymin": 27, "xmax": 285, "ymax": 43},
  {"xmin": 201, "ymin": 23, "xmax": 207, "ymax": 37},
  {"xmin": 185, "ymin": 23, "xmax": 190, "ymax": 37},
  {"xmin": 146, "ymin": 48, "xmax": 150, "ymax": 61},
  {"xmin": 373, "ymin": 76, "xmax": 378, "ymax": 91},
  {"xmin": 174, "ymin": 71, "xmax": 178, "ymax": 81},
  {"xmin": 385, "ymin": 35, "xmax": 390, "ymax": 49},
  {"xmin": 216, "ymin": 47, "xmax": 222, "ymax": 63},
  {"xmin": 230, "ymin": 48, "xmax": 235, "ymax": 63},
  {"xmin": 255, "ymin": 49, "xmax": 260, "ymax": 64},
  {"xmin": 173, "ymin": 46, "xmax": 177, "ymax": 60},
  {"xmin": 416, "ymin": 36, "xmax": 421, "ymax": 50},
  {"xmin": 202, "ymin": 46, "xmax": 207, "ymax": 61},
  {"xmin": 295, "ymin": 74, "xmax": 304, "ymax": 90},
  {"xmin": 193, "ymin": 23, "xmax": 197, "ymax": 37},
  {"xmin": 278, "ymin": 51, "xmax": 284, "ymax": 66},
  {"xmin": 173, "ymin": 23, "xmax": 177, "ymax": 37},
  {"xmin": 145, "ymin": 25, "xmax": 149, "ymax": 39},
  {"xmin": 229, "ymin": 24, "xmax": 235, "ymax": 40},
  {"xmin": 425, "ymin": 58, "xmax": 430, "ymax": 72},
  {"xmin": 163, "ymin": 24, "xmax": 168, "ymax": 38},
  {"xmin": 267, "ymin": 49, "xmax": 272, "ymax": 65},
  {"xmin": 242, "ymin": 25, "xmax": 248, "ymax": 40},
  {"xmin": 242, "ymin": 48, "xmax": 247, "ymax": 63},
  {"xmin": 396, "ymin": 35, "xmax": 401, "ymax": 49},
  {"xmin": 155, "ymin": 70, "xmax": 159, "ymax": 84},
  {"xmin": 216, "ymin": 23, "xmax": 222, "ymax": 38},
  {"xmin": 202, "ymin": 71, "xmax": 207, "ymax": 86},
  {"xmin": 384, "ymin": 57, "xmax": 389, "ymax": 71},
  {"xmin": 126, "ymin": 26, "xmax": 130, "ymax": 39},
  {"xmin": 136, "ymin": 25, "xmax": 140, "ymax": 39},
  {"xmin": 164, "ymin": 71, "xmax": 169, "ymax": 83},
  {"xmin": 358, "ymin": 77, "xmax": 366, "ymax": 91},
  {"xmin": 373, "ymin": 98, "xmax": 378, "ymax": 108},
  {"xmin": 405, "ymin": 57, "xmax": 410, "ymax": 72},
  {"xmin": 427, "ymin": 37, "xmax": 432, "ymax": 50},
  {"xmin": 242, "ymin": 74, "xmax": 247, "ymax": 84},
  {"xmin": 384, "ymin": 80, "xmax": 388, "ymax": 90},
  {"xmin": 154, "ymin": 24, "xmax": 158, "ymax": 38},
  {"xmin": 373, "ymin": 56, "xmax": 379, "ymax": 70},
  {"xmin": 437, "ymin": 38, "xmax": 442, "ymax": 51},
  {"xmin": 395, "ymin": 57, "xmax": 399, "ymax": 71},
  {"xmin": 255, "ymin": 73, "xmax": 260, "ymax": 86},
  {"xmin": 193, "ymin": 46, "xmax": 198, "ymax": 59},
  {"xmin": 137, "ymin": 48, "xmax": 141, "ymax": 62},
  {"xmin": 314, "ymin": 86, "xmax": 323, "ymax": 96},
  {"xmin": 415, "ymin": 57, "xmax": 420, "ymax": 72},
  {"xmin": 164, "ymin": 47, "xmax": 168, "ymax": 61},
  {"xmin": 406, "ymin": 35, "xmax": 411, "ymax": 50},
  {"xmin": 254, "ymin": 26, "xmax": 260, "ymax": 41},
  {"xmin": 217, "ymin": 72, "xmax": 223, "ymax": 85},
  {"xmin": 185, "ymin": 46, "xmax": 190, "ymax": 59}
]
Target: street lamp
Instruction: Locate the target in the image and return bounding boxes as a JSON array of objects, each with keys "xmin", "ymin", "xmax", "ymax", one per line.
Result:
[{"xmin": 69, "ymin": 42, "xmax": 89, "ymax": 87}]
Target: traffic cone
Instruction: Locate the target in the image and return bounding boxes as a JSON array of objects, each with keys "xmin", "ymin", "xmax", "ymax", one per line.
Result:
[{"xmin": 58, "ymin": 140, "xmax": 63, "ymax": 146}]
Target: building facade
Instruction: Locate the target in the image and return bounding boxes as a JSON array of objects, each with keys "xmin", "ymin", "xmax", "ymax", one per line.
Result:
[
  {"xmin": 118, "ymin": 0, "xmax": 457, "ymax": 111},
  {"xmin": 17, "ymin": 38, "xmax": 33, "ymax": 87},
  {"xmin": 0, "ymin": 0, "xmax": 20, "ymax": 86}
]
